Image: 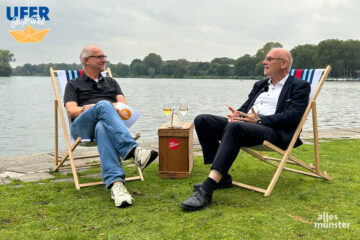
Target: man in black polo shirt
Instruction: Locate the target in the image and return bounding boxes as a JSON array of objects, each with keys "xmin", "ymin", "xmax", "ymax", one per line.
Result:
[{"xmin": 64, "ymin": 45, "xmax": 158, "ymax": 208}]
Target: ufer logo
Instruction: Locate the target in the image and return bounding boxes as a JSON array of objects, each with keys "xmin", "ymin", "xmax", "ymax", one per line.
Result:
[
  {"xmin": 6, "ymin": 6, "xmax": 50, "ymax": 21},
  {"xmin": 168, "ymin": 139, "xmax": 179, "ymax": 150},
  {"xmin": 119, "ymin": 108, "xmax": 132, "ymax": 120},
  {"xmin": 6, "ymin": 6, "xmax": 51, "ymax": 43}
]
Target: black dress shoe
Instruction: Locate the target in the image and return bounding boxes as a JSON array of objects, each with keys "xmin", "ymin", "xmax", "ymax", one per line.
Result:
[
  {"xmin": 181, "ymin": 187, "xmax": 212, "ymax": 211},
  {"xmin": 193, "ymin": 174, "xmax": 233, "ymax": 192}
]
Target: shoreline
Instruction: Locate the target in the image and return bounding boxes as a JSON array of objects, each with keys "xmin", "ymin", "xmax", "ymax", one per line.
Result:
[
  {"xmin": 1, "ymin": 128, "xmax": 359, "ymax": 185},
  {"xmin": 7, "ymin": 75, "xmax": 360, "ymax": 81}
]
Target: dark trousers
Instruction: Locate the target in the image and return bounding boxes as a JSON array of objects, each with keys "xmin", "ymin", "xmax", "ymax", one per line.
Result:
[{"xmin": 194, "ymin": 114, "xmax": 280, "ymax": 176}]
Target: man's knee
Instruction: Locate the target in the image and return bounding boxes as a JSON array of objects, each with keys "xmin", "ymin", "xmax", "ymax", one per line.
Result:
[
  {"xmin": 194, "ymin": 114, "xmax": 210, "ymax": 128},
  {"xmin": 224, "ymin": 122, "xmax": 266, "ymax": 146},
  {"xmin": 94, "ymin": 100, "xmax": 114, "ymax": 112},
  {"xmin": 224, "ymin": 121, "xmax": 246, "ymax": 134},
  {"xmin": 96, "ymin": 100, "xmax": 112, "ymax": 108}
]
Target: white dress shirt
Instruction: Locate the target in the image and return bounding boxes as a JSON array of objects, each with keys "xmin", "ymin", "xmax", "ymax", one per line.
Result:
[{"xmin": 249, "ymin": 74, "xmax": 289, "ymax": 116}]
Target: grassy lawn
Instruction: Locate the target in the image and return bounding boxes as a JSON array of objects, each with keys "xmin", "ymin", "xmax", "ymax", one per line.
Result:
[{"xmin": 1, "ymin": 139, "xmax": 359, "ymax": 239}]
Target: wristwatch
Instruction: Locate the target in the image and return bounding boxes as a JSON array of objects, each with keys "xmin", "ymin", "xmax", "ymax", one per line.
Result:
[{"xmin": 257, "ymin": 116, "xmax": 262, "ymax": 124}]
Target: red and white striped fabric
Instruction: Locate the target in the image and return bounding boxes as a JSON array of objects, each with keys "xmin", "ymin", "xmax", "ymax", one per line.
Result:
[{"xmin": 289, "ymin": 69, "xmax": 324, "ymax": 99}]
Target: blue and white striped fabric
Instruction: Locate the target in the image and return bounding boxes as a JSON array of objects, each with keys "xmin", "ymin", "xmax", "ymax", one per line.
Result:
[
  {"xmin": 57, "ymin": 70, "xmax": 83, "ymax": 94},
  {"xmin": 57, "ymin": 70, "xmax": 107, "ymax": 94},
  {"xmin": 290, "ymin": 69, "xmax": 324, "ymax": 98}
]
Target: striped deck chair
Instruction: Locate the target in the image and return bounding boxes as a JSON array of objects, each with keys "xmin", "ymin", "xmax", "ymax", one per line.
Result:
[
  {"xmin": 233, "ymin": 65, "xmax": 332, "ymax": 196},
  {"xmin": 50, "ymin": 67, "xmax": 143, "ymax": 190}
]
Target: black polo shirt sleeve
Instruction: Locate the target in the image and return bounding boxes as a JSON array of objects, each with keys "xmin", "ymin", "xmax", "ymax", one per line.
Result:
[
  {"xmin": 63, "ymin": 81, "xmax": 78, "ymax": 106},
  {"xmin": 112, "ymin": 78, "xmax": 123, "ymax": 96}
]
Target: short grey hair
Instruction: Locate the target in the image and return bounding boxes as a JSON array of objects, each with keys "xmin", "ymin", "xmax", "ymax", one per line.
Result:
[
  {"xmin": 287, "ymin": 53, "xmax": 293, "ymax": 72},
  {"xmin": 287, "ymin": 54, "xmax": 293, "ymax": 72},
  {"xmin": 79, "ymin": 47, "xmax": 91, "ymax": 65}
]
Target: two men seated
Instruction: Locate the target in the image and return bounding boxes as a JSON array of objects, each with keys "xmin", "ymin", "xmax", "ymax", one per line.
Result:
[{"xmin": 64, "ymin": 45, "xmax": 310, "ymax": 211}]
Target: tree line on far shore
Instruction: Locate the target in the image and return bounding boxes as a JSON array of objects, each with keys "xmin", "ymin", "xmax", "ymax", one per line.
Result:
[{"xmin": 2, "ymin": 39, "xmax": 360, "ymax": 78}]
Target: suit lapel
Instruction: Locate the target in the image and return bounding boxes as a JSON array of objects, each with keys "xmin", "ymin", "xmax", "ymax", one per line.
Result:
[
  {"xmin": 276, "ymin": 75, "xmax": 293, "ymax": 112},
  {"xmin": 246, "ymin": 79, "xmax": 269, "ymax": 113}
]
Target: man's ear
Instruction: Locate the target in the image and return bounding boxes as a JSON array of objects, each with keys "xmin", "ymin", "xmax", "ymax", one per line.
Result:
[{"xmin": 281, "ymin": 60, "xmax": 288, "ymax": 70}]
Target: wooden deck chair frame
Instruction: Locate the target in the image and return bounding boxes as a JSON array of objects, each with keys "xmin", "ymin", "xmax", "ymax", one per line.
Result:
[
  {"xmin": 50, "ymin": 67, "xmax": 144, "ymax": 190},
  {"xmin": 233, "ymin": 65, "xmax": 332, "ymax": 196}
]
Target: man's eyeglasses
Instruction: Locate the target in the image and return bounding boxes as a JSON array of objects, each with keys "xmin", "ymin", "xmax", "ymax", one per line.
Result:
[
  {"xmin": 87, "ymin": 55, "xmax": 107, "ymax": 60},
  {"xmin": 264, "ymin": 57, "xmax": 285, "ymax": 62}
]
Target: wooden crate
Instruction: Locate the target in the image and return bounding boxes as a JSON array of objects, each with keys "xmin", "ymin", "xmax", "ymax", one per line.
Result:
[{"xmin": 158, "ymin": 122, "xmax": 194, "ymax": 178}]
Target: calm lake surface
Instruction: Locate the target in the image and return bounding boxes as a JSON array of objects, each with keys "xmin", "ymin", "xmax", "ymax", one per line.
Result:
[{"xmin": 0, "ymin": 76, "xmax": 359, "ymax": 157}]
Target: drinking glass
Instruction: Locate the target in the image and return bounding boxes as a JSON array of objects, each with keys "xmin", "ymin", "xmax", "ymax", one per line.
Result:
[
  {"xmin": 163, "ymin": 104, "xmax": 172, "ymax": 116},
  {"xmin": 179, "ymin": 105, "xmax": 188, "ymax": 122}
]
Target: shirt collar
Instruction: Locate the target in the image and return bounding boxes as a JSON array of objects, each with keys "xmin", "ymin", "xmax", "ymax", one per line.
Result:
[
  {"xmin": 269, "ymin": 74, "xmax": 289, "ymax": 87},
  {"xmin": 82, "ymin": 72, "xmax": 104, "ymax": 82}
]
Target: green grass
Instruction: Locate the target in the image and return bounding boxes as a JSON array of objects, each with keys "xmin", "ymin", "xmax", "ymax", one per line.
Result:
[{"xmin": 1, "ymin": 139, "xmax": 359, "ymax": 239}]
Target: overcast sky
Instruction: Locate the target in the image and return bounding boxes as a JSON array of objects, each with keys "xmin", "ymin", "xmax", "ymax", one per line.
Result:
[{"xmin": 1, "ymin": 0, "xmax": 360, "ymax": 66}]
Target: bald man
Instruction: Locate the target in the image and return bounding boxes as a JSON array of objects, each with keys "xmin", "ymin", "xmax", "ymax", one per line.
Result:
[
  {"xmin": 181, "ymin": 48, "xmax": 310, "ymax": 211},
  {"xmin": 64, "ymin": 45, "xmax": 158, "ymax": 208}
]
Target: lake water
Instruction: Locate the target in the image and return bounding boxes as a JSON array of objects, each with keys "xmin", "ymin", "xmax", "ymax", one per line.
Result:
[{"xmin": 0, "ymin": 76, "xmax": 359, "ymax": 158}]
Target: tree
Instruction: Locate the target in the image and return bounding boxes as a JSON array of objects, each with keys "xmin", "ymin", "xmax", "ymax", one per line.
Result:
[
  {"xmin": 343, "ymin": 40, "xmax": 360, "ymax": 78},
  {"xmin": 130, "ymin": 59, "xmax": 147, "ymax": 76},
  {"xmin": 0, "ymin": 63, "xmax": 12, "ymax": 76},
  {"xmin": 210, "ymin": 57, "xmax": 234, "ymax": 77},
  {"xmin": 0, "ymin": 49, "xmax": 15, "ymax": 76},
  {"xmin": 161, "ymin": 60, "xmax": 176, "ymax": 76},
  {"xmin": 289, "ymin": 39, "xmax": 360, "ymax": 78},
  {"xmin": 148, "ymin": 67, "xmax": 156, "ymax": 78},
  {"xmin": 198, "ymin": 62, "xmax": 211, "ymax": 72},
  {"xmin": 234, "ymin": 54, "xmax": 257, "ymax": 76},
  {"xmin": 215, "ymin": 63, "xmax": 230, "ymax": 76},
  {"xmin": 210, "ymin": 57, "xmax": 234, "ymax": 65},
  {"xmin": 187, "ymin": 62, "xmax": 201, "ymax": 76},
  {"xmin": 0, "ymin": 50, "xmax": 15, "ymax": 64},
  {"xmin": 22, "ymin": 63, "xmax": 37, "ymax": 75},
  {"xmin": 255, "ymin": 42, "xmax": 283, "ymax": 75},
  {"xmin": 290, "ymin": 44, "xmax": 317, "ymax": 69},
  {"xmin": 316, "ymin": 39, "xmax": 345, "ymax": 77},
  {"xmin": 187, "ymin": 61, "xmax": 211, "ymax": 76},
  {"xmin": 208, "ymin": 64, "xmax": 217, "ymax": 75},
  {"xmin": 143, "ymin": 53, "xmax": 162, "ymax": 75},
  {"xmin": 109, "ymin": 62, "xmax": 129, "ymax": 77},
  {"xmin": 174, "ymin": 59, "xmax": 188, "ymax": 78}
]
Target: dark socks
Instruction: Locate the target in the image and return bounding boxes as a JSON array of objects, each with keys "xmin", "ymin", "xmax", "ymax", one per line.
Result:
[
  {"xmin": 220, "ymin": 173, "xmax": 231, "ymax": 183},
  {"xmin": 201, "ymin": 177, "xmax": 217, "ymax": 195}
]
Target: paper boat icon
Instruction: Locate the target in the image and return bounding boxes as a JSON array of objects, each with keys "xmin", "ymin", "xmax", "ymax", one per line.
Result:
[{"xmin": 9, "ymin": 25, "xmax": 50, "ymax": 43}]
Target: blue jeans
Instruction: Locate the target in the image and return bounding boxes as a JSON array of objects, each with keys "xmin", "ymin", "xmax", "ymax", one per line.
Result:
[{"xmin": 71, "ymin": 100, "xmax": 138, "ymax": 188}]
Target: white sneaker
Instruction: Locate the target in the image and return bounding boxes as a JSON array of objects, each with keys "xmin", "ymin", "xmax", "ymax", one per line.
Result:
[
  {"xmin": 111, "ymin": 181, "xmax": 133, "ymax": 208},
  {"xmin": 134, "ymin": 146, "xmax": 158, "ymax": 170}
]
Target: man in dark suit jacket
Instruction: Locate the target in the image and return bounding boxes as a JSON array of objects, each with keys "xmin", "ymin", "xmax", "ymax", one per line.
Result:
[{"xmin": 181, "ymin": 48, "xmax": 310, "ymax": 211}]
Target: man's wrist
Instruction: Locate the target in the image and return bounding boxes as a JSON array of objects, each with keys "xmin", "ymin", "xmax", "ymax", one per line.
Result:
[{"xmin": 257, "ymin": 115, "xmax": 262, "ymax": 124}]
